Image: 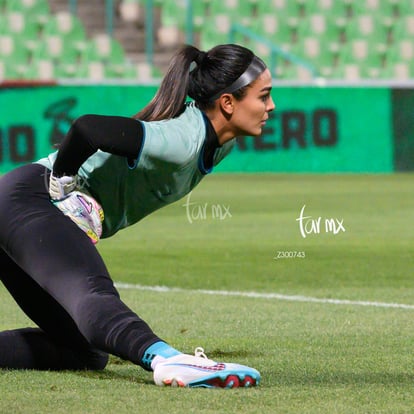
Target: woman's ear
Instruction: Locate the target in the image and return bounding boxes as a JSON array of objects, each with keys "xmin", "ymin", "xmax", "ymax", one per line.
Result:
[{"xmin": 218, "ymin": 94, "xmax": 234, "ymax": 115}]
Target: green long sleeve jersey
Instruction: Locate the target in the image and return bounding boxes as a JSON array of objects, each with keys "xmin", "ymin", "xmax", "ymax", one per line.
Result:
[{"xmin": 37, "ymin": 103, "xmax": 235, "ymax": 238}]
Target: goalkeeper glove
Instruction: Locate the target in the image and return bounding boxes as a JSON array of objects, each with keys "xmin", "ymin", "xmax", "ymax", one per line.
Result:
[
  {"xmin": 49, "ymin": 173, "xmax": 78, "ymax": 200},
  {"xmin": 53, "ymin": 191, "xmax": 104, "ymax": 244}
]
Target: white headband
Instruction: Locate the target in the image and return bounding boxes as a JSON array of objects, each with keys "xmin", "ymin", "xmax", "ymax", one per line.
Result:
[{"xmin": 210, "ymin": 56, "xmax": 267, "ymax": 100}]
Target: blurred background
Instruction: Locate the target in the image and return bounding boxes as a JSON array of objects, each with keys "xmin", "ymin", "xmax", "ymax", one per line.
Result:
[
  {"xmin": 1, "ymin": 0, "xmax": 414, "ymax": 82},
  {"xmin": 0, "ymin": 0, "xmax": 413, "ymax": 174}
]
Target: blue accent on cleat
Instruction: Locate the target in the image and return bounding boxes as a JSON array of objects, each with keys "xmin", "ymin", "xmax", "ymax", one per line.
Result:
[{"xmin": 141, "ymin": 341, "xmax": 181, "ymax": 370}]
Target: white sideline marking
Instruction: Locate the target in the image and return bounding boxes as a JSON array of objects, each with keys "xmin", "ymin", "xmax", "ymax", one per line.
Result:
[{"xmin": 114, "ymin": 283, "xmax": 414, "ymax": 310}]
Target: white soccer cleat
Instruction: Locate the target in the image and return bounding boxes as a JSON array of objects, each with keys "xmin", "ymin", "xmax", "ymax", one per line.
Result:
[{"xmin": 153, "ymin": 347, "xmax": 260, "ymax": 388}]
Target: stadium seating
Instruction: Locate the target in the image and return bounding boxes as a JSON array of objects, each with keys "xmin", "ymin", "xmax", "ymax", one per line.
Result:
[
  {"xmin": 119, "ymin": 0, "xmax": 142, "ymax": 23},
  {"xmin": 210, "ymin": 0, "xmax": 255, "ymax": 28},
  {"xmin": 157, "ymin": 0, "xmax": 187, "ymax": 47},
  {"xmin": 4, "ymin": 0, "xmax": 50, "ymax": 26},
  {"xmin": 1, "ymin": 0, "xmax": 414, "ymax": 81},
  {"xmin": 0, "ymin": 1, "xmax": 159, "ymax": 81},
  {"xmin": 121, "ymin": 0, "xmax": 414, "ymax": 81},
  {"xmin": 194, "ymin": 0, "xmax": 414, "ymax": 80}
]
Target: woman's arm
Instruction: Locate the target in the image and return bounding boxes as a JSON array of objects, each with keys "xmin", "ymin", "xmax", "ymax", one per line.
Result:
[{"xmin": 53, "ymin": 114, "xmax": 144, "ymax": 177}]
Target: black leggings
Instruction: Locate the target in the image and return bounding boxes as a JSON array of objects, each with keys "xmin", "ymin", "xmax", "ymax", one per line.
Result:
[{"xmin": 0, "ymin": 163, "xmax": 160, "ymax": 370}]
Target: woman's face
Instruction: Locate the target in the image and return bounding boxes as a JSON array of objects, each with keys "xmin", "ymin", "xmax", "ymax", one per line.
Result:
[{"xmin": 230, "ymin": 69, "xmax": 275, "ymax": 138}]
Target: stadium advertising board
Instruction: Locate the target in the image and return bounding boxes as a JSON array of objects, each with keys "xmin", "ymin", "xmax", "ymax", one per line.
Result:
[
  {"xmin": 0, "ymin": 85, "xmax": 398, "ymax": 173},
  {"xmin": 217, "ymin": 86, "xmax": 393, "ymax": 173},
  {"xmin": 391, "ymin": 89, "xmax": 414, "ymax": 172}
]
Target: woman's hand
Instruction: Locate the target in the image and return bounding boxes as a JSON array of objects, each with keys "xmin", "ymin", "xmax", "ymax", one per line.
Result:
[{"xmin": 49, "ymin": 173, "xmax": 78, "ymax": 200}]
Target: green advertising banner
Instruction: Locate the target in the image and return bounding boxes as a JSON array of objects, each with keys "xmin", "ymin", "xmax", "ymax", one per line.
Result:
[
  {"xmin": 217, "ymin": 86, "xmax": 393, "ymax": 173},
  {"xmin": 0, "ymin": 85, "xmax": 393, "ymax": 173},
  {"xmin": 391, "ymin": 88, "xmax": 414, "ymax": 171},
  {"xmin": 0, "ymin": 85, "xmax": 158, "ymax": 173}
]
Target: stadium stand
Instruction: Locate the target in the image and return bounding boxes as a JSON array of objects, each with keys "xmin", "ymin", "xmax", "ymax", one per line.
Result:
[
  {"xmin": 147, "ymin": 0, "xmax": 414, "ymax": 81},
  {"xmin": 0, "ymin": 0, "xmax": 161, "ymax": 81},
  {"xmin": 1, "ymin": 0, "xmax": 414, "ymax": 81}
]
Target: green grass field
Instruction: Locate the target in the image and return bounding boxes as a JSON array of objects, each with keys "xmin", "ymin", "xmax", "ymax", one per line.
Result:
[{"xmin": 1, "ymin": 174, "xmax": 413, "ymax": 413}]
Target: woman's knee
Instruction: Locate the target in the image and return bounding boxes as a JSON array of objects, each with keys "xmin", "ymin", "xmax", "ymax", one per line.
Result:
[{"xmin": 84, "ymin": 350, "xmax": 109, "ymax": 370}]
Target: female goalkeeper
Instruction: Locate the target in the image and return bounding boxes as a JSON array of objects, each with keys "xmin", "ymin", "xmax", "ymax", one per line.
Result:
[{"xmin": 0, "ymin": 44, "xmax": 274, "ymax": 388}]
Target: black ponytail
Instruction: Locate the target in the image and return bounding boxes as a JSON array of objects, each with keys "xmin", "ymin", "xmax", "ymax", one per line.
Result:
[
  {"xmin": 134, "ymin": 44, "xmax": 265, "ymax": 121},
  {"xmin": 134, "ymin": 45, "xmax": 200, "ymax": 121}
]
